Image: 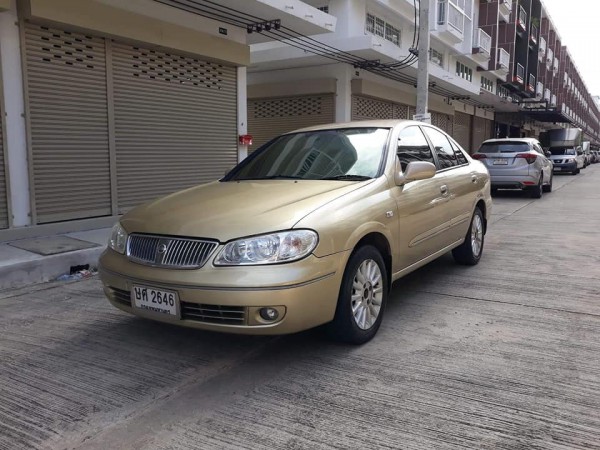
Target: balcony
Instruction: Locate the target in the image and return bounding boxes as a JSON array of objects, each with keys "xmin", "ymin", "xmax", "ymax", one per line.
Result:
[
  {"xmin": 517, "ymin": 6, "xmax": 527, "ymax": 35},
  {"xmin": 497, "ymin": 47, "xmax": 510, "ymax": 71},
  {"xmin": 536, "ymin": 81, "xmax": 544, "ymax": 99},
  {"xmin": 436, "ymin": 0, "xmax": 465, "ymax": 44},
  {"xmin": 538, "ymin": 37, "xmax": 546, "ymax": 63},
  {"xmin": 544, "ymin": 88, "xmax": 551, "ymax": 102},
  {"xmin": 530, "ymin": 24, "xmax": 538, "ymax": 46},
  {"xmin": 472, "ymin": 28, "xmax": 492, "ymax": 67},
  {"xmin": 499, "ymin": 0, "xmax": 512, "ymax": 23},
  {"xmin": 546, "ymin": 48, "xmax": 554, "ymax": 70}
]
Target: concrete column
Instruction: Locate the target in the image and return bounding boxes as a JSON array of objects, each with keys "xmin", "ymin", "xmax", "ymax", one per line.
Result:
[
  {"xmin": 237, "ymin": 66, "xmax": 248, "ymax": 162},
  {"xmin": 0, "ymin": 1, "xmax": 31, "ymax": 227},
  {"xmin": 335, "ymin": 65, "xmax": 352, "ymax": 123}
]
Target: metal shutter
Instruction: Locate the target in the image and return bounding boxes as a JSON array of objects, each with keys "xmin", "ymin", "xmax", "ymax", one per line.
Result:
[
  {"xmin": 111, "ymin": 43, "xmax": 238, "ymax": 211},
  {"xmin": 0, "ymin": 83, "xmax": 7, "ymax": 229},
  {"xmin": 452, "ymin": 111, "xmax": 472, "ymax": 152},
  {"xmin": 24, "ymin": 23, "xmax": 112, "ymax": 223},
  {"xmin": 472, "ymin": 116, "xmax": 494, "ymax": 153},
  {"xmin": 431, "ymin": 111, "xmax": 453, "ymax": 135},
  {"xmin": 248, "ymin": 94, "xmax": 335, "ymax": 152},
  {"xmin": 351, "ymin": 95, "xmax": 410, "ymax": 121}
]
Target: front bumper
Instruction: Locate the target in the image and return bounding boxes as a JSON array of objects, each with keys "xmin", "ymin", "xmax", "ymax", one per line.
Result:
[
  {"xmin": 552, "ymin": 162, "xmax": 577, "ymax": 172},
  {"xmin": 99, "ymin": 249, "xmax": 348, "ymax": 335}
]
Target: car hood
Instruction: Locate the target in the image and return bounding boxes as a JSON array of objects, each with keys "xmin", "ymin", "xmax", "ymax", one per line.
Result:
[{"xmin": 120, "ymin": 180, "xmax": 368, "ymax": 242}]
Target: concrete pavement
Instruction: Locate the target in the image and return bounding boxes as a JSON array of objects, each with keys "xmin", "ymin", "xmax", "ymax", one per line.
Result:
[{"xmin": 0, "ymin": 165, "xmax": 599, "ymax": 449}]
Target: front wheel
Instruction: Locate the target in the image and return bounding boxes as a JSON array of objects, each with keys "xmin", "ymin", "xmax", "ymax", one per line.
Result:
[
  {"xmin": 326, "ymin": 245, "xmax": 388, "ymax": 344},
  {"xmin": 452, "ymin": 207, "xmax": 484, "ymax": 266}
]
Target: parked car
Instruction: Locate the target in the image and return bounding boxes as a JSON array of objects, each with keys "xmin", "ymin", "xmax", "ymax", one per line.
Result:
[
  {"xmin": 591, "ymin": 150, "xmax": 600, "ymax": 164},
  {"xmin": 471, "ymin": 138, "xmax": 553, "ymax": 198},
  {"xmin": 99, "ymin": 120, "xmax": 492, "ymax": 344},
  {"xmin": 548, "ymin": 146, "xmax": 585, "ymax": 174}
]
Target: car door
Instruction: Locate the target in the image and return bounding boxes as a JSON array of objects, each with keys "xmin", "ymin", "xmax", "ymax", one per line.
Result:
[
  {"xmin": 392, "ymin": 125, "xmax": 454, "ymax": 272},
  {"xmin": 534, "ymin": 143, "xmax": 552, "ymax": 181},
  {"xmin": 421, "ymin": 125, "xmax": 476, "ymax": 245}
]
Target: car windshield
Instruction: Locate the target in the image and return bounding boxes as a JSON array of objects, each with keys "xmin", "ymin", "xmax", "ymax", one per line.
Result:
[
  {"xmin": 226, "ymin": 128, "xmax": 390, "ymax": 181},
  {"xmin": 549, "ymin": 148, "xmax": 576, "ymax": 155},
  {"xmin": 478, "ymin": 142, "xmax": 530, "ymax": 153}
]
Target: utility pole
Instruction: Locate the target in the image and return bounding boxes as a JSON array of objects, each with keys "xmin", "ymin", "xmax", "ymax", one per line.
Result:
[{"xmin": 414, "ymin": 0, "xmax": 431, "ymax": 123}]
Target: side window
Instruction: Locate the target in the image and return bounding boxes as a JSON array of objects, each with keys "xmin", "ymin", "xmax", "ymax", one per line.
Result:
[
  {"xmin": 397, "ymin": 126, "xmax": 435, "ymax": 171},
  {"xmin": 422, "ymin": 127, "xmax": 458, "ymax": 170},
  {"xmin": 449, "ymin": 139, "xmax": 469, "ymax": 165}
]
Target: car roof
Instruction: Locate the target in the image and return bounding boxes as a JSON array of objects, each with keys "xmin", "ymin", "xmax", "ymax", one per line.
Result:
[
  {"xmin": 287, "ymin": 119, "xmax": 429, "ymax": 134},
  {"xmin": 481, "ymin": 138, "xmax": 539, "ymax": 144}
]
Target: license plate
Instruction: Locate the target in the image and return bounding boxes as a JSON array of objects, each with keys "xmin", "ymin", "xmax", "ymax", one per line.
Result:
[
  {"xmin": 132, "ymin": 285, "xmax": 178, "ymax": 316},
  {"xmin": 554, "ymin": 167, "xmax": 561, "ymax": 171},
  {"xmin": 493, "ymin": 159, "xmax": 508, "ymax": 165}
]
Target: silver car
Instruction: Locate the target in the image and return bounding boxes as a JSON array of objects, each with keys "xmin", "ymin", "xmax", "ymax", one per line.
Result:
[{"xmin": 472, "ymin": 138, "xmax": 553, "ymax": 198}]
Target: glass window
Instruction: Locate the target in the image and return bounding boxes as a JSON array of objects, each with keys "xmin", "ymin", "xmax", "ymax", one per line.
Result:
[
  {"xmin": 422, "ymin": 127, "xmax": 458, "ymax": 169},
  {"xmin": 397, "ymin": 126, "xmax": 434, "ymax": 170},
  {"xmin": 450, "ymin": 139, "xmax": 469, "ymax": 165},
  {"xmin": 228, "ymin": 128, "xmax": 390, "ymax": 181},
  {"xmin": 478, "ymin": 142, "xmax": 530, "ymax": 153}
]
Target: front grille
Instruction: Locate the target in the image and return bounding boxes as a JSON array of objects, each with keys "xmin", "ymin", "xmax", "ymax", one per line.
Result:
[
  {"xmin": 181, "ymin": 302, "xmax": 246, "ymax": 325},
  {"xmin": 110, "ymin": 287, "xmax": 132, "ymax": 307},
  {"xmin": 554, "ymin": 159, "xmax": 562, "ymax": 164},
  {"xmin": 127, "ymin": 234, "xmax": 218, "ymax": 269}
]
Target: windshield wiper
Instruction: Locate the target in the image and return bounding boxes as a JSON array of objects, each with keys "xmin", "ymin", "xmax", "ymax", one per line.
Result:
[
  {"xmin": 322, "ymin": 175, "xmax": 373, "ymax": 181},
  {"xmin": 233, "ymin": 175, "xmax": 304, "ymax": 180}
]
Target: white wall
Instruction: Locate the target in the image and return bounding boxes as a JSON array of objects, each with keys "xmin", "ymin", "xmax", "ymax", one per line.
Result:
[{"xmin": 0, "ymin": 1, "xmax": 31, "ymax": 227}]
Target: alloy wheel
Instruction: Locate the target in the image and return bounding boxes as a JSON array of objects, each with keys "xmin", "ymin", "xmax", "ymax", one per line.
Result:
[
  {"xmin": 351, "ymin": 259, "xmax": 383, "ymax": 330},
  {"xmin": 471, "ymin": 213, "xmax": 484, "ymax": 257}
]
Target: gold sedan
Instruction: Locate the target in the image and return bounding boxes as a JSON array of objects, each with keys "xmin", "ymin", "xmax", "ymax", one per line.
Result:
[{"xmin": 99, "ymin": 120, "xmax": 491, "ymax": 344}]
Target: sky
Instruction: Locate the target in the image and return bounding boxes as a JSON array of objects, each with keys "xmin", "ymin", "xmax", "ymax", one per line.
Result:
[{"xmin": 541, "ymin": 0, "xmax": 600, "ymax": 97}]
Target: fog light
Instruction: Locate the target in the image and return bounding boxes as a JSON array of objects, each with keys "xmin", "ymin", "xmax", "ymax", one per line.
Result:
[{"xmin": 259, "ymin": 307, "xmax": 279, "ymax": 321}]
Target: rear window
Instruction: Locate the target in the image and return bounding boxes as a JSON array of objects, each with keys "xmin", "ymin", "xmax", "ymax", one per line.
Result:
[{"xmin": 478, "ymin": 142, "xmax": 530, "ymax": 153}]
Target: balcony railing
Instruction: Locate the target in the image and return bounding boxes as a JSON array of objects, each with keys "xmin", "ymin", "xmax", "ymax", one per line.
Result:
[
  {"xmin": 436, "ymin": 0, "xmax": 466, "ymax": 42},
  {"xmin": 527, "ymin": 74, "xmax": 536, "ymax": 92},
  {"xmin": 497, "ymin": 47, "xmax": 510, "ymax": 69},
  {"xmin": 474, "ymin": 28, "xmax": 492, "ymax": 55}
]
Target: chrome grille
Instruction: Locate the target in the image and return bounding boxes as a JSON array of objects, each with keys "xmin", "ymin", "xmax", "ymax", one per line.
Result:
[
  {"xmin": 127, "ymin": 234, "xmax": 218, "ymax": 269},
  {"xmin": 181, "ymin": 302, "xmax": 246, "ymax": 325}
]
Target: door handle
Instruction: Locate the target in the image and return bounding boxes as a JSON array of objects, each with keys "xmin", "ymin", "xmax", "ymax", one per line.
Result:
[
  {"xmin": 471, "ymin": 175, "xmax": 478, "ymax": 183},
  {"xmin": 440, "ymin": 185, "xmax": 449, "ymax": 195}
]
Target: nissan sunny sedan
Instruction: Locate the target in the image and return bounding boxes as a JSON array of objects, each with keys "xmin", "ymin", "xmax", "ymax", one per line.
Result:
[{"xmin": 99, "ymin": 120, "xmax": 492, "ymax": 344}]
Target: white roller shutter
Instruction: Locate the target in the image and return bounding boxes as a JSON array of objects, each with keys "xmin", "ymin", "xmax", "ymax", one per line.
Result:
[
  {"xmin": 351, "ymin": 95, "xmax": 411, "ymax": 121},
  {"xmin": 248, "ymin": 94, "xmax": 335, "ymax": 152},
  {"xmin": 111, "ymin": 43, "xmax": 238, "ymax": 211},
  {"xmin": 24, "ymin": 23, "xmax": 112, "ymax": 223}
]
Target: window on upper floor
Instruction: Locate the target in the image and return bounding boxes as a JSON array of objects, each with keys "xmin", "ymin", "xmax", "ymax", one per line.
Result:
[
  {"xmin": 481, "ymin": 76, "xmax": 494, "ymax": 92},
  {"xmin": 430, "ymin": 48, "xmax": 444, "ymax": 67},
  {"xmin": 316, "ymin": 6, "xmax": 329, "ymax": 14},
  {"xmin": 366, "ymin": 13, "xmax": 401, "ymax": 47},
  {"xmin": 456, "ymin": 61, "xmax": 473, "ymax": 82}
]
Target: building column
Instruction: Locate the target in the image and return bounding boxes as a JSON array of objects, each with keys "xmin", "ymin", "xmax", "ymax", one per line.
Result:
[
  {"xmin": 335, "ymin": 65, "xmax": 352, "ymax": 123},
  {"xmin": 0, "ymin": 1, "xmax": 31, "ymax": 227},
  {"xmin": 237, "ymin": 66, "xmax": 248, "ymax": 162}
]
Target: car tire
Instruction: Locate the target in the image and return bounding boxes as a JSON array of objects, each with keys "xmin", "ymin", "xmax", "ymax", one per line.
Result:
[
  {"xmin": 326, "ymin": 245, "xmax": 388, "ymax": 345},
  {"xmin": 542, "ymin": 173, "xmax": 553, "ymax": 192},
  {"xmin": 530, "ymin": 176, "xmax": 543, "ymax": 198},
  {"xmin": 573, "ymin": 168, "xmax": 580, "ymax": 175},
  {"xmin": 452, "ymin": 207, "xmax": 484, "ymax": 266}
]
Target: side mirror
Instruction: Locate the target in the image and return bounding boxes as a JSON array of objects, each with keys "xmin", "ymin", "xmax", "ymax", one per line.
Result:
[
  {"xmin": 395, "ymin": 161, "xmax": 436, "ymax": 186},
  {"xmin": 544, "ymin": 151, "xmax": 551, "ymax": 157}
]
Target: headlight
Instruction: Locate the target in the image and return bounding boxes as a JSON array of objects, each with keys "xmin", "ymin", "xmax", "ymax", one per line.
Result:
[
  {"xmin": 214, "ymin": 230, "xmax": 318, "ymax": 266},
  {"xmin": 109, "ymin": 223, "xmax": 128, "ymax": 254},
  {"xmin": 565, "ymin": 158, "xmax": 574, "ymax": 162}
]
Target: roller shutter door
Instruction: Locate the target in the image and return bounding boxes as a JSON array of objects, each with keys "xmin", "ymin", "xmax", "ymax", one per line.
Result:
[
  {"xmin": 351, "ymin": 95, "xmax": 411, "ymax": 120},
  {"xmin": 0, "ymin": 87, "xmax": 7, "ymax": 229},
  {"xmin": 452, "ymin": 111, "xmax": 472, "ymax": 152},
  {"xmin": 24, "ymin": 23, "xmax": 111, "ymax": 223},
  {"xmin": 112, "ymin": 43, "xmax": 238, "ymax": 211},
  {"xmin": 431, "ymin": 111, "xmax": 453, "ymax": 135},
  {"xmin": 472, "ymin": 116, "xmax": 494, "ymax": 153},
  {"xmin": 248, "ymin": 94, "xmax": 335, "ymax": 152}
]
